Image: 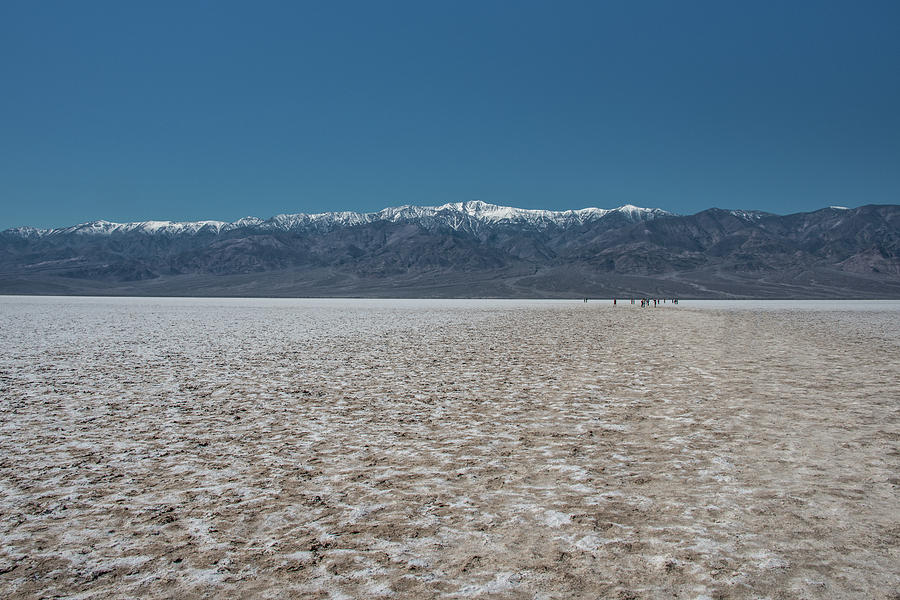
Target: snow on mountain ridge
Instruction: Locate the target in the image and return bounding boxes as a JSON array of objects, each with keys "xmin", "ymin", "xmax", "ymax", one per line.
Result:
[
  {"xmin": 727, "ymin": 209, "xmax": 771, "ymax": 221},
  {"xmin": 3, "ymin": 202, "xmax": 671, "ymax": 237},
  {"xmin": 437, "ymin": 200, "xmax": 610, "ymax": 224}
]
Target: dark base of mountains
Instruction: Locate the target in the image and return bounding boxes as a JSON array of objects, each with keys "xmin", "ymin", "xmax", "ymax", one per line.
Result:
[{"xmin": 2, "ymin": 266, "xmax": 898, "ymax": 299}]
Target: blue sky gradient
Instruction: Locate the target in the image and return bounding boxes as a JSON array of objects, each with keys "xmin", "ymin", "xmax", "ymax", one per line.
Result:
[{"xmin": 1, "ymin": 0, "xmax": 899, "ymax": 229}]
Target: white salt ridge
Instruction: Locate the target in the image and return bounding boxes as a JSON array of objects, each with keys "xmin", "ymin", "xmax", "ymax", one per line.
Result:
[{"xmin": 541, "ymin": 510, "xmax": 572, "ymax": 527}]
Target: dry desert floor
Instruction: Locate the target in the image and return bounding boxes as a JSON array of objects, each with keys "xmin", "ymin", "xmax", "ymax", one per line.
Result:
[{"xmin": 1, "ymin": 297, "xmax": 899, "ymax": 599}]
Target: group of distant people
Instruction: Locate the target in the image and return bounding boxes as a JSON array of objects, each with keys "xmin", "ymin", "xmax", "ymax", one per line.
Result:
[
  {"xmin": 582, "ymin": 297, "xmax": 679, "ymax": 306},
  {"xmin": 634, "ymin": 297, "xmax": 678, "ymax": 307}
]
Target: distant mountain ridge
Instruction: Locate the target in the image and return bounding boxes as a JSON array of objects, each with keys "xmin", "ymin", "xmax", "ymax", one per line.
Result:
[
  {"xmin": 4, "ymin": 201, "xmax": 671, "ymax": 238},
  {"xmin": 2, "ymin": 202, "xmax": 899, "ymax": 298}
]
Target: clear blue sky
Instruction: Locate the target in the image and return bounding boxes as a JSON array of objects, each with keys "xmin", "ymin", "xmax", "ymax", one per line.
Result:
[{"xmin": 2, "ymin": 0, "xmax": 898, "ymax": 229}]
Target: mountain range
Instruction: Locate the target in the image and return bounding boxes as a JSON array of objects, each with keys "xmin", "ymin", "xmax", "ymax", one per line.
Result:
[{"xmin": 2, "ymin": 201, "xmax": 899, "ymax": 298}]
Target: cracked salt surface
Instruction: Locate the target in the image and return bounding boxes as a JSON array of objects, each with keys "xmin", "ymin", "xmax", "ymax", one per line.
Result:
[{"xmin": 1, "ymin": 297, "xmax": 899, "ymax": 598}]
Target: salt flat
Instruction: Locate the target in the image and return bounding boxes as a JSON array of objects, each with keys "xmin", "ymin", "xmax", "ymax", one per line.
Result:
[{"xmin": 1, "ymin": 297, "xmax": 898, "ymax": 599}]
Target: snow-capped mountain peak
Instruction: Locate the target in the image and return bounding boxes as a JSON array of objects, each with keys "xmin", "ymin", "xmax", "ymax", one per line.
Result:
[{"xmin": 2, "ymin": 201, "xmax": 672, "ymax": 238}]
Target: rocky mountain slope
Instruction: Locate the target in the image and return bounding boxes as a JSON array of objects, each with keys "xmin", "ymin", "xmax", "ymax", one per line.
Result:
[{"xmin": 2, "ymin": 202, "xmax": 898, "ymax": 298}]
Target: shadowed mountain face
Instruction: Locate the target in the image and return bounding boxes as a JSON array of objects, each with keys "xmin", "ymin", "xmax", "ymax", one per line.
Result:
[{"xmin": 1, "ymin": 203, "xmax": 899, "ymax": 298}]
